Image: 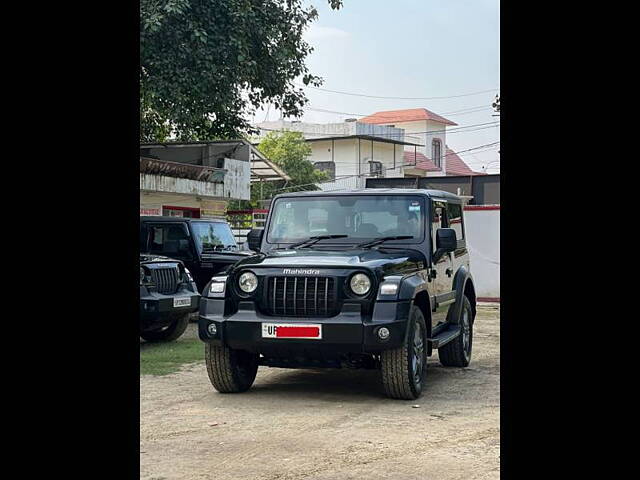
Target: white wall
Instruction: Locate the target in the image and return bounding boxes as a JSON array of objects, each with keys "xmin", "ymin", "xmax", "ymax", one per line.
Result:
[
  {"xmin": 309, "ymin": 139, "xmax": 358, "ymax": 177},
  {"xmin": 375, "ymin": 119, "xmax": 448, "ymax": 176},
  {"xmin": 464, "ymin": 206, "xmax": 500, "ymax": 299},
  {"xmin": 310, "ymin": 139, "xmax": 405, "ymax": 191}
]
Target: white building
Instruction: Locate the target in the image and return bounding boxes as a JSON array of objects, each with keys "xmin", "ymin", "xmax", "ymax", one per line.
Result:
[
  {"xmin": 256, "ymin": 119, "xmax": 426, "ymax": 190},
  {"xmin": 359, "ymin": 108, "xmax": 475, "ymax": 177},
  {"xmin": 257, "ymin": 108, "xmax": 481, "ymax": 187}
]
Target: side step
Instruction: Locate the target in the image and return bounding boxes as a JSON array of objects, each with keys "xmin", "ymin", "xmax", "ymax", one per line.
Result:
[{"xmin": 428, "ymin": 325, "xmax": 461, "ymax": 349}]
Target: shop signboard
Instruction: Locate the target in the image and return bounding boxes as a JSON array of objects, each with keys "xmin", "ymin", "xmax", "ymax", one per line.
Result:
[{"xmin": 140, "ymin": 204, "xmax": 161, "ymax": 216}]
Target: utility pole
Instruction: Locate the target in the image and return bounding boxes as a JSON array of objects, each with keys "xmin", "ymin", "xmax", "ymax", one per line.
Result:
[{"xmin": 492, "ymin": 94, "xmax": 500, "ymax": 157}]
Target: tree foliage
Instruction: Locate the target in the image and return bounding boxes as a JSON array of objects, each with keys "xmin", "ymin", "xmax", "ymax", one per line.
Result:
[
  {"xmin": 140, "ymin": 0, "xmax": 343, "ymax": 142},
  {"xmin": 246, "ymin": 130, "xmax": 327, "ymax": 207}
]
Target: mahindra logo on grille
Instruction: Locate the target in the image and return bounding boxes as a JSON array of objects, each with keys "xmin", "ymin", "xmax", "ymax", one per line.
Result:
[{"xmin": 283, "ymin": 268, "xmax": 320, "ymax": 275}]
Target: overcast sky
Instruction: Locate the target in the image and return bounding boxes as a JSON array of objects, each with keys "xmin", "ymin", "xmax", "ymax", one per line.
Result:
[{"xmin": 251, "ymin": 0, "xmax": 500, "ymax": 173}]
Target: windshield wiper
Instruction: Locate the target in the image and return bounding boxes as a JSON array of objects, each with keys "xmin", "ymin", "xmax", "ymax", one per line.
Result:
[
  {"xmin": 289, "ymin": 234, "xmax": 348, "ymax": 249},
  {"xmin": 357, "ymin": 236, "xmax": 414, "ymax": 249},
  {"xmin": 202, "ymin": 245, "xmax": 236, "ymax": 253}
]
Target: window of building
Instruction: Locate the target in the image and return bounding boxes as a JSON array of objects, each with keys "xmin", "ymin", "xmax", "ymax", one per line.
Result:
[
  {"xmin": 369, "ymin": 161, "xmax": 384, "ymax": 177},
  {"xmin": 314, "ymin": 161, "xmax": 335, "ymax": 180},
  {"xmin": 432, "ymin": 139, "xmax": 442, "ymax": 169}
]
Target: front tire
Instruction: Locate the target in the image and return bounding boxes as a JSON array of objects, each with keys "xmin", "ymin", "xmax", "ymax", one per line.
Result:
[
  {"xmin": 205, "ymin": 343, "xmax": 259, "ymax": 393},
  {"xmin": 381, "ymin": 305, "xmax": 428, "ymax": 400},
  {"xmin": 439, "ymin": 296, "xmax": 473, "ymax": 367},
  {"xmin": 140, "ymin": 314, "xmax": 190, "ymax": 342}
]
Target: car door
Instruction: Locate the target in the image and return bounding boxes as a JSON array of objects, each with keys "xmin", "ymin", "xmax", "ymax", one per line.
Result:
[
  {"xmin": 429, "ymin": 199, "xmax": 455, "ymax": 333},
  {"xmin": 446, "ymin": 201, "xmax": 470, "ymax": 287}
]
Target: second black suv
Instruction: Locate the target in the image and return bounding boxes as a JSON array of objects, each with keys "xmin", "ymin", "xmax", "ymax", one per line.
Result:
[
  {"xmin": 198, "ymin": 189, "xmax": 477, "ymax": 400},
  {"xmin": 140, "ymin": 217, "xmax": 251, "ymax": 293},
  {"xmin": 140, "ymin": 254, "xmax": 200, "ymax": 341}
]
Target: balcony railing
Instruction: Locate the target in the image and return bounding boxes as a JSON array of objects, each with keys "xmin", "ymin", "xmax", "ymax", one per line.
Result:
[{"xmin": 140, "ymin": 157, "xmax": 226, "ymax": 183}]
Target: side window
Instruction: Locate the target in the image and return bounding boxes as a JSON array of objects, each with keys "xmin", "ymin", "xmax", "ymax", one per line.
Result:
[
  {"xmin": 446, "ymin": 203, "xmax": 465, "ymax": 243},
  {"xmin": 148, "ymin": 225, "xmax": 190, "ymax": 256},
  {"xmin": 431, "ymin": 201, "xmax": 446, "ymax": 252}
]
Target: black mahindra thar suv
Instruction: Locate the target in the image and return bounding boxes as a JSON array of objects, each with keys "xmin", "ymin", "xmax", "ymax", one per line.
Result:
[{"xmin": 198, "ymin": 189, "xmax": 476, "ymax": 399}]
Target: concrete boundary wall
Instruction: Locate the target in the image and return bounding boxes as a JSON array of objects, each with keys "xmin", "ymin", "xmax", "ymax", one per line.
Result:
[{"xmin": 464, "ymin": 205, "xmax": 500, "ymax": 300}]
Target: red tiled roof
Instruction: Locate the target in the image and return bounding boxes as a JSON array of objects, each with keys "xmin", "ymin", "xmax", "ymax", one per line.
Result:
[
  {"xmin": 403, "ymin": 148, "xmax": 484, "ymax": 176},
  {"xmin": 360, "ymin": 108, "xmax": 458, "ymax": 126},
  {"xmin": 403, "ymin": 151, "xmax": 441, "ymax": 171},
  {"xmin": 444, "ymin": 148, "xmax": 484, "ymax": 176}
]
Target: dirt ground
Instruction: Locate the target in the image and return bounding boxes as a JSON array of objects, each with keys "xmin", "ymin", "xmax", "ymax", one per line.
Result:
[{"xmin": 140, "ymin": 304, "xmax": 500, "ymax": 480}]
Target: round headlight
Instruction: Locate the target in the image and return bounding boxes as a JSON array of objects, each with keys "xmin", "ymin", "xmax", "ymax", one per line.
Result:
[
  {"xmin": 140, "ymin": 267, "xmax": 145, "ymax": 283},
  {"xmin": 238, "ymin": 271, "xmax": 258, "ymax": 293},
  {"xmin": 350, "ymin": 273, "xmax": 371, "ymax": 295}
]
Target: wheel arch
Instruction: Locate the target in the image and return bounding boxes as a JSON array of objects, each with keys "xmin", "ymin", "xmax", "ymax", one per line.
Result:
[
  {"xmin": 463, "ymin": 277, "xmax": 477, "ymax": 322},
  {"xmin": 412, "ymin": 290, "xmax": 432, "ymax": 355},
  {"xmin": 451, "ymin": 265, "xmax": 476, "ymax": 324}
]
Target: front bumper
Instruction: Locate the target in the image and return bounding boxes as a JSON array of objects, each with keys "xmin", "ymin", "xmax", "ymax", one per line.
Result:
[
  {"xmin": 198, "ymin": 297, "xmax": 411, "ymax": 354},
  {"xmin": 140, "ymin": 286, "xmax": 200, "ymax": 330}
]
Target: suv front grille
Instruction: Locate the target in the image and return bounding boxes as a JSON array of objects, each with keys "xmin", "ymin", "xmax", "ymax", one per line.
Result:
[
  {"xmin": 151, "ymin": 266, "xmax": 180, "ymax": 295},
  {"xmin": 265, "ymin": 276, "xmax": 337, "ymax": 317}
]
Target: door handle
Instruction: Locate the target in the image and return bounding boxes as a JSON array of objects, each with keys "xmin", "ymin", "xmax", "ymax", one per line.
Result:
[{"xmin": 446, "ymin": 268, "xmax": 453, "ymax": 277}]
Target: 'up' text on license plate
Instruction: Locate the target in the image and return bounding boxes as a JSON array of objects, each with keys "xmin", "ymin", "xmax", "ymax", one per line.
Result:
[{"xmin": 261, "ymin": 323, "xmax": 322, "ymax": 340}]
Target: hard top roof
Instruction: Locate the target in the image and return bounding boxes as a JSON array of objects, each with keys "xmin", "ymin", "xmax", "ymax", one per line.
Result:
[{"xmin": 273, "ymin": 188, "xmax": 461, "ymax": 201}]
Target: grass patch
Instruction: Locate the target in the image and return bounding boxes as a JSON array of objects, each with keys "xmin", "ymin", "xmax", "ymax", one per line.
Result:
[{"xmin": 140, "ymin": 338, "xmax": 204, "ymax": 376}]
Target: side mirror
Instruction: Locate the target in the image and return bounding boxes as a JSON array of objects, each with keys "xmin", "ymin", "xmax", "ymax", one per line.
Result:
[
  {"xmin": 247, "ymin": 228, "xmax": 264, "ymax": 253},
  {"xmin": 433, "ymin": 228, "xmax": 457, "ymax": 263}
]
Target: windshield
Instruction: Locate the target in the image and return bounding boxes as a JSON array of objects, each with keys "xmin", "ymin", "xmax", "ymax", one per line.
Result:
[
  {"xmin": 267, "ymin": 195, "xmax": 425, "ymax": 245},
  {"xmin": 191, "ymin": 222, "xmax": 238, "ymax": 252}
]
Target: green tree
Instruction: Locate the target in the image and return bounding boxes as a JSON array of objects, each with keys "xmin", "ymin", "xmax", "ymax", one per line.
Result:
[
  {"xmin": 140, "ymin": 0, "xmax": 343, "ymax": 142},
  {"xmin": 246, "ymin": 130, "xmax": 327, "ymax": 207}
]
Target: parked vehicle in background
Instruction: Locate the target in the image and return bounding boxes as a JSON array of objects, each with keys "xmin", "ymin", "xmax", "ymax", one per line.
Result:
[
  {"xmin": 140, "ymin": 217, "xmax": 251, "ymax": 293},
  {"xmin": 198, "ymin": 189, "xmax": 476, "ymax": 400},
  {"xmin": 140, "ymin": 254, "xmax": 200, "ymax": 342}
]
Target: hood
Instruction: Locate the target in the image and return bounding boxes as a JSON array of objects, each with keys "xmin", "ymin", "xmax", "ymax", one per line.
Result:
[
  {"xmin": 233, "ymin": 248, "xmax": 426, "ymax": 276},
  {"xmin": 139, "ymin": 253, "xmax": 183, "ymax": 265}
]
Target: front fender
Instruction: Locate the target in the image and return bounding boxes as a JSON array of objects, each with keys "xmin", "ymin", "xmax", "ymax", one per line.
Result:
[{"xmin": 377, "ymin": 271, "xmax": 431, "ymax": 343}]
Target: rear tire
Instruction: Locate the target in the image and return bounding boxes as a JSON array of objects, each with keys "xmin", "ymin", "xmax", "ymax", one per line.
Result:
[
  {"xmin": 140, "ymin": 314, "xmax": 190, "ymax": 342},
  {"xmin": 205, "ymin": 343, "xmax": 259, "ymax": 393},
  {"xmin": 439, "ymin": 296, "xmax": 473, "ymax": 367},
  {"xmin": 380, "ymin": 305, "xmax": 427, "ymax": 400}
]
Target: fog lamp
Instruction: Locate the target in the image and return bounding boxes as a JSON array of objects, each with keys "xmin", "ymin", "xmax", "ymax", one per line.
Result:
[
  {"xmin": 207, "ymin": 323, "xmax": 217, "ymax": 336},
  {"xmin": 378, "ymin": 327, "xmax": 390, "ymax": 340}
]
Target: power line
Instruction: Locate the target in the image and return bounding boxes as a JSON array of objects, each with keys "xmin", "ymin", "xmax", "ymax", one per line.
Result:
[{"xmin": 295, "ymin": 83, "xmax": 499, "ymax": 100}]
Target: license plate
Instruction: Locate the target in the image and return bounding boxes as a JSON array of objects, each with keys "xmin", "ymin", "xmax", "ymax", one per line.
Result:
[
  {"xmin": 261, "ymin": 323, "xmax": 322, "ymax": 340},
  {"xmin": 173, "ymin": 297, "xmax": 192, "ymax": 308}
]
